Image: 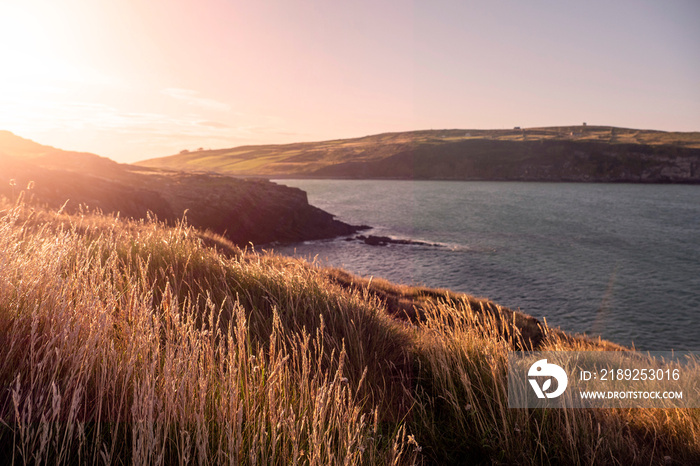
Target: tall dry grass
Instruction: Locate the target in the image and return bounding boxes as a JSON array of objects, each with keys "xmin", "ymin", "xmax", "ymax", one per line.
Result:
[
  {"xmin": 0, "ymin": 198, "xmax": 698, "ymax": 465},
  {"xmin": 0, "ymin": 202, "xmax": 417, "ymax": 465},
  {"xmin": 408, "ymin": 298, "xmax": 700, "ymax": 464}
]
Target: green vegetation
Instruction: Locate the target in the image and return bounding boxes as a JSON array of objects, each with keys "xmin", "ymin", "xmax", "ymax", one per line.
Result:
[
  {"xmin": 137, "ymin": 126, "xmax": 700, "ymax": 183},
  {"xmin": 1, "ymin": 195, "xmax": 699, "ymax": 464}
]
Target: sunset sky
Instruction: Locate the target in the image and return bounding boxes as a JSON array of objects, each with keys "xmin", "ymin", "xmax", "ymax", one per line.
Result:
[{"xmin": 1, "ymin": 0, "xmax": 698, "ymax": 163}]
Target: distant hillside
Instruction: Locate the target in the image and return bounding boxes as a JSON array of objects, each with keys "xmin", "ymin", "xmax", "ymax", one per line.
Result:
[
  {"xmin": 137, "ymin": 126, "xmax": 700, "ymax": 183},
  {"xmin": 0, "ymin": 131, "xmax": 361, "ymax": 244}
]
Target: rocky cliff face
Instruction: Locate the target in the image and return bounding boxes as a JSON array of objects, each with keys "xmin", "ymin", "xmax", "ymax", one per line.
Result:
[
  {"xmin": 311, "ymin": 140, "xmax": 700, "ymax": 183},
  {"xmin": 0, "ymin": 132, "xmax": 361, "ymax": 245},
  {"xmin": 137, "ymin": 169, "xmax": 361, "ymax": 244}
]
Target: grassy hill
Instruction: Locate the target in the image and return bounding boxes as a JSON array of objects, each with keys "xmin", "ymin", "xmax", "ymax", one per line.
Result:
[
  {"xmin": 0, "ymin": 131, "xmax": 360, "ymax": 245},
  {"xmin": 0, "ymin": 200, "xmax": 698, "ymax": 464},
  {"xmin": 137, "ymin": 126, "xmax": 700, "ymax": 182}
]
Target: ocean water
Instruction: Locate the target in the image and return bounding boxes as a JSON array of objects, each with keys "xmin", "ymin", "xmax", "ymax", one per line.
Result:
[{"xmin": 273, "ymin": 180, "xmax": 700, "ymax": 351}]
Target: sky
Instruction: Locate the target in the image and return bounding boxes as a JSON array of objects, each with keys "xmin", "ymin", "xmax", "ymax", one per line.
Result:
[{"xmin": 0, "ymin": 0, "xmax": 698, "ymax": 163}]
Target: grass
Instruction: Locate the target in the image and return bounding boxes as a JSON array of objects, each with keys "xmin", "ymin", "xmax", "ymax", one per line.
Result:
[
  {"xmin": 136, "ymin": 126, "xmax": 700, "ymax": 178},
  {"xmin": 0, "ymin": 196, "xmax": 698, "ymax": 464}
]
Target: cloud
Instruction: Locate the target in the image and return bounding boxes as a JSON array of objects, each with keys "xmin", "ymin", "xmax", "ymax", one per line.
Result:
[
  {"xmin": 161, "ymin": 88, "xmax": 231, "ymax": 112},
  {"xmin": 0, "ymin": 93, "xmax": 297, "ymax": 162},
  {"xmin": 197, "ymin": 120, "xmax": 230, "ymax": 128}
]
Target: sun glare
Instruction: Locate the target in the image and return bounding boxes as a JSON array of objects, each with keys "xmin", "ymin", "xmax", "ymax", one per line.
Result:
[
  {"xmin": 0, "ymin": 2, "xmax": 86, "ymax": 98},
  {"xmin": 0, "ymin": 4, "xmax": 49, "ymax": 68}
]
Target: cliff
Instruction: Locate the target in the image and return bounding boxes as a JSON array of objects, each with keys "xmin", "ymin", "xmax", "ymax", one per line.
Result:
[
  {"xmin": 0, "ymin": 131, "xmax": 361, "ymax": 245},
  {"xmin": 312, "ymin": 138, "xmax": 700, "ymax": 182}
]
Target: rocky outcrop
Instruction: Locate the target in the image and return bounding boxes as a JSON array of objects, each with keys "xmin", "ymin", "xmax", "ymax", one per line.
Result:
[
  {"xmin": 349, "ymin": 234, "xmax": 438, "ymax": 247},
  {"xmin": 140, "ymin": 169, "xmax": 363, "ymax": 245}
]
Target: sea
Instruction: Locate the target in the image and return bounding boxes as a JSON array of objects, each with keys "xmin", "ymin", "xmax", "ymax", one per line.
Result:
[{"xmin": 272, "ymin": 180, "xmax": 700, "ymax": 351}]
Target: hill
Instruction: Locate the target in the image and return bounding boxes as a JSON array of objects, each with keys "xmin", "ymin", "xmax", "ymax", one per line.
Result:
[
  {"xmin": 0, "ymin": 131, "xmax": 361, "ymax": 245},
  {"xmin": 0, "ymin": 201, "xmax": 697, "ymax": 464},
  {"xmin": 137, "ymin": 126, "xmax": 700, "ymax": 183}
]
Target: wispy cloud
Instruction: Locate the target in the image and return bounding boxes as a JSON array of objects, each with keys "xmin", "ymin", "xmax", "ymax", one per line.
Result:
[
  {"xmin": 161, "ymin": 88, "xmax": 231, "ymax": 112},
  {"xmin": 197, "ymin": 120, "xmax": 230, "ymax": 129},
  {"xmin": 0, "ymin": 93, "xmax": 296, "ymax": 162}
]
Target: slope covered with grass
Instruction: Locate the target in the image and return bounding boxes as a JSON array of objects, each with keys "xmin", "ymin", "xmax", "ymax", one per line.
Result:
[
  {"xmin": 1, "ymin": 199, "xmax": 698, "ymax": 464},
  {"xmin": 136, "ymin": 126, "xmax": 700, "ymax": 183},
  {"xmin": 0, "ymin": 131, "xmax": 362, "ymax": 246}
]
